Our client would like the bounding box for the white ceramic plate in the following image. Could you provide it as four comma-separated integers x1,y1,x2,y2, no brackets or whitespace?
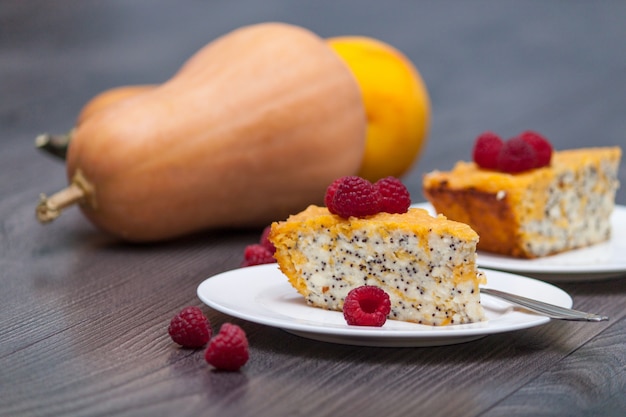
197,264,572,347
412,203,626,281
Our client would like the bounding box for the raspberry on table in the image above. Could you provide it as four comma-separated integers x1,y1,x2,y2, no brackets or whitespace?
328,176,381,218
259,225,276,254
168,306,212,348
472,131,503,170
497,136,538,173
241,244,276,267
519,130,553,168
342,285,391,327
375,176,411,214
205,323,249,371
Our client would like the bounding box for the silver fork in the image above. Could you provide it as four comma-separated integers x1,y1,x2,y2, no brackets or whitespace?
480,288,609,322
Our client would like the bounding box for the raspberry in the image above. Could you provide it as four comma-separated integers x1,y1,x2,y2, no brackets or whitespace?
168,306,212,348
324,177,344,212
241,244,275,267
329,176,381,218
205,323,249,371
497,136,538,173
519,130,553,168
342,286,391,327
375,176,411,214
472,131,503,170
259,225,276,253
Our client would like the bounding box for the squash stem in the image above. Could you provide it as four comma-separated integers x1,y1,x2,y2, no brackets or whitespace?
36,170,93,223
35,132,72,160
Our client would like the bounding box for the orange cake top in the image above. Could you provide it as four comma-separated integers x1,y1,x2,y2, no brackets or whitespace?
423,147,622,194
272,205,479,243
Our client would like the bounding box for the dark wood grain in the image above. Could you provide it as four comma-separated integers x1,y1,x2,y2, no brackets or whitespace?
1,1,625,416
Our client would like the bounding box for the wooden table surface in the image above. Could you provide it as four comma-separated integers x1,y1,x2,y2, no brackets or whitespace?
1,1,625,416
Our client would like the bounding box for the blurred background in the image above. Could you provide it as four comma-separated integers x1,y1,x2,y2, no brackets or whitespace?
2,0,625,203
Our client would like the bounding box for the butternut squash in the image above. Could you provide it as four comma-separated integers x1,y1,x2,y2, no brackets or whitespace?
37,22,366,242
76,85,155,125
36,85,154,159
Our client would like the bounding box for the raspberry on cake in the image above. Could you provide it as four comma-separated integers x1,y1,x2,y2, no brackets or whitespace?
329,176,380,218
269,205,487,326
472,131,503,170
423,144,622,258
519,130,553,167
497,137,538,173
376,176,412,214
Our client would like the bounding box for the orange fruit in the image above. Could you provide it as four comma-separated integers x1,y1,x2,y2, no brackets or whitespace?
328,36,431,182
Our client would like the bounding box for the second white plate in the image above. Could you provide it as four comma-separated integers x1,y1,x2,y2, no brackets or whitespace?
413,203,626,281
197,264,572,347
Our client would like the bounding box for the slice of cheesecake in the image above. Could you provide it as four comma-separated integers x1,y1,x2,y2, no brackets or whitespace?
423,147,622,258
269,205,486,326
